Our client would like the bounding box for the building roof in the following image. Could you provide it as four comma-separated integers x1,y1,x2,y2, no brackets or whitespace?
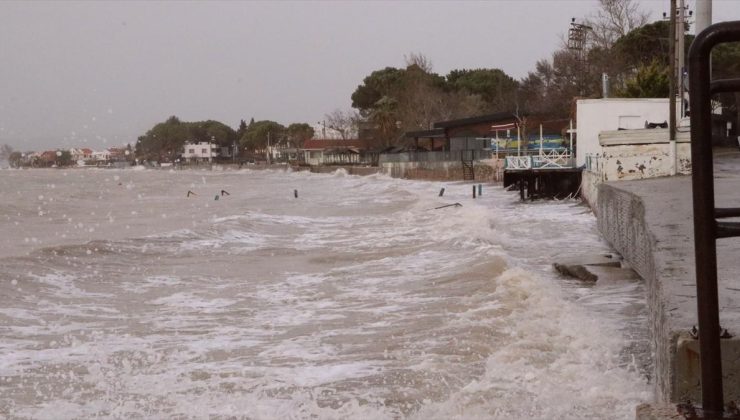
302,139,364,149
433,112,519,129
404,128,446,139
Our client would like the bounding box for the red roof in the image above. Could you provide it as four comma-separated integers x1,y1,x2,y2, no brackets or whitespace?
302,139,364,149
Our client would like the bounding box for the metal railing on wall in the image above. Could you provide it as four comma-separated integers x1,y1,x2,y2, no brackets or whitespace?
688,20,740,415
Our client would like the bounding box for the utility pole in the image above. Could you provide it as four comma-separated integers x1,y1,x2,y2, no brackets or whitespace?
678,0,686,119
266,131,271,165
669,0,677,141
695,0,712,35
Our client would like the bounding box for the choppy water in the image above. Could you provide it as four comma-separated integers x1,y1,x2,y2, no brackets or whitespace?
0,168,651,419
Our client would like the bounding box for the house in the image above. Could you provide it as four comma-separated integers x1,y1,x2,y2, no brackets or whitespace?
92,150,111,163
38,150,58,166
69,148,93,164
108,147,129,162
405,112,569,154
301,139,365,165
575,98,684,168
182,141,219,162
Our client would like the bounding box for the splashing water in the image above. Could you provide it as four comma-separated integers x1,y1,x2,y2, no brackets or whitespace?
0,168,651,419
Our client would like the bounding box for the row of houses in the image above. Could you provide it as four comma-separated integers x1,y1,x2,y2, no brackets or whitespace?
14,146,132,167
180,139,367,165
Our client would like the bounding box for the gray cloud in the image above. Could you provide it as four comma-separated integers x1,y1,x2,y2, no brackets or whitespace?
0,0,735,151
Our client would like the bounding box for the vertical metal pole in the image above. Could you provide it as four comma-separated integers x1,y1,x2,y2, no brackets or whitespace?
669,0,677,142
689,23,724,413
695,0,712,37
678,0,686,119
569,119,574,164
539,124,543,157
267,131,271,165
517,125,521,157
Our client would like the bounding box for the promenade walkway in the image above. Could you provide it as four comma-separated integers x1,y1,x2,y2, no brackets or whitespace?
597,151,740,407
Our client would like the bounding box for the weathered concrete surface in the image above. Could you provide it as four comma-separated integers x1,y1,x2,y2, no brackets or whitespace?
381,159,503,182
635,403,683,420
553,253,624,282
597,153,740,406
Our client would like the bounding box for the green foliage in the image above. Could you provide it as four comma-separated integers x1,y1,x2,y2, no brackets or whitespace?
616,59,669,98
369,96,400,148
350,59,519,147
446,68,519,111
8,151,22,168
613,20,671,69
286,123,315,147
713,42,740,79
350,67,406,113
239,120,286,150
57,150,73,167
236,119,248,139
135,116,236,161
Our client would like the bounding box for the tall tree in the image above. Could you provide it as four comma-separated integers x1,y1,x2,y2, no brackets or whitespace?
351,67,406,115
371,97,401,148
324,109,359,139
8,151,23,168
446,68,519,113
236,119,248,139
135,116,236,161
286,123,315,147
587,0,650,49
239,120,286,150
616,59,670,98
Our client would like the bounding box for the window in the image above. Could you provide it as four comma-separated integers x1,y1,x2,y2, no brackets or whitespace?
189,149,195,154
202,148,207,154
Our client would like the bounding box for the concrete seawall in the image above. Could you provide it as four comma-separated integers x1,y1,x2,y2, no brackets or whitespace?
596,175,740,406
381,159,503,182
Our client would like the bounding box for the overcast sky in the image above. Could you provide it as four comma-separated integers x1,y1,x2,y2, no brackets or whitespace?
1,0,738,151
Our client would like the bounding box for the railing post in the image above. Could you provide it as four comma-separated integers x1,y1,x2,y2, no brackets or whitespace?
687,20,740,414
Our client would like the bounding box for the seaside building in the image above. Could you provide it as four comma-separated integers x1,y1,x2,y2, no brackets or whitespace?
181,141,219,163
302,139,365,166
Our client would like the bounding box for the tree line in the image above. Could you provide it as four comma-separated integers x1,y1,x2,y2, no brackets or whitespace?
134,116,316,161
351,0,740,147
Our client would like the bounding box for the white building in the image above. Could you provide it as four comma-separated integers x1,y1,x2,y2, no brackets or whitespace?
92,150,111,163
577,98,693,209
575,98,684,168
182,142,219,162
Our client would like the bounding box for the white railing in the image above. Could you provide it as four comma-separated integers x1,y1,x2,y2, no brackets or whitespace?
505,156,532,169
532,149,573,169
505,148,575,170
585,153,601,173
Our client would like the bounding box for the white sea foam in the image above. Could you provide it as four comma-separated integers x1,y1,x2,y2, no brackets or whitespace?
0,169,651,418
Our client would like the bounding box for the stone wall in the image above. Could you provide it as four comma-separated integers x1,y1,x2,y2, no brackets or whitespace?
381,159,503,182
597,180,740,406
597,183,673,402
307,166,382,176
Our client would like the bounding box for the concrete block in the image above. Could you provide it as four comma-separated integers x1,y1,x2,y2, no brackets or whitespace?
675,334,740,405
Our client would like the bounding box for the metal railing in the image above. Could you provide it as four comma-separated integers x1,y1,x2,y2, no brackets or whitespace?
688,20,740,415
505,149,574,170
585,154,601,173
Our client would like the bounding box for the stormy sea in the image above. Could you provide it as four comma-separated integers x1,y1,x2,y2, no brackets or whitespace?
0,168,651,419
